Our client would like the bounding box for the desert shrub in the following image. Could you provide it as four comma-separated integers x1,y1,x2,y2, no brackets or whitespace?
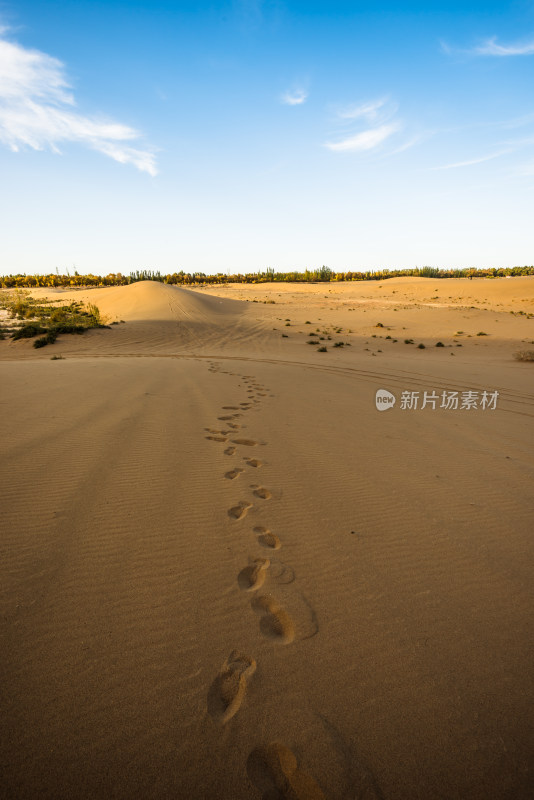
50,355,64,360
33,336,48,348
375,322,384,327
404,339,414,344
281,334,288,338
513,351,534,362
12,323,47,340
436,341,445,347
477,331,488,336
317,346,327,352
333,341,345,347
417,343,426,349
307,340,319,345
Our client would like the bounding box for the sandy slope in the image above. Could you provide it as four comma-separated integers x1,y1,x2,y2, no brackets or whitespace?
0,278,533,799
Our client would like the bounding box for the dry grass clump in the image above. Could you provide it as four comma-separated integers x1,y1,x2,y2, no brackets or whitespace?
513,350,534,362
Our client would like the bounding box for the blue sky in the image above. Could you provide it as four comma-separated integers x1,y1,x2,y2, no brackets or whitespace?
0,0,533,274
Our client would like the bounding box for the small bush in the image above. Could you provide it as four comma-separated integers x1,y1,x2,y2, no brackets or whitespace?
404,339,414,344
305,320,311,324
385,335,392,339
333,341,344,347
50,355,64,360
436,341,445,347
375,322,384,328
33,336,48,348
417,343,426,349
317,346,327,352
281,333,288,338
285,322,290,326
307,340,319,345
476,331,488,336
12,323,47,340
513,351,534,362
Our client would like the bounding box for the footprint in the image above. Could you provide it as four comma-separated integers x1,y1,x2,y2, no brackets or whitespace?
224,446,236,456
253,486,271,500
232,438,258,447
225,468,244,480
218,415,234,421
245,458,263,468
238,558,270,591
207,651,256,724
228,501,253,520
222,406,240,410
206,435,227,442
246,742,325,799
227,422,240,430
254,526,281,550
251,595,295,644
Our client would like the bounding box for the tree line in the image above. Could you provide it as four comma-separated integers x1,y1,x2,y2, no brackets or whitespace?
1,265,533,289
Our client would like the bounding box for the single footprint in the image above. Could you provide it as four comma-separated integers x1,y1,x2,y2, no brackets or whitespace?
247,742,325,799
222,406,240,410
251,595,295,644
238,558,270,591
228,501,253,520
232,438,258,447
253,486,272,500
245,458,263,468
206,435,227,442
227,422,240,430
254,527,281,550
224,446,237,456
207,651,256,724
218,415,234,421
225,468,244,480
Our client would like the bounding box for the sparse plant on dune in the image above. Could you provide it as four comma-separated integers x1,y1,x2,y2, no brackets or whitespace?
1,294,108,348
317,346,327,352
513,350,534,362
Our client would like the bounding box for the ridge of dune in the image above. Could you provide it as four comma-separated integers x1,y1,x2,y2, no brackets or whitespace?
29,280,247,323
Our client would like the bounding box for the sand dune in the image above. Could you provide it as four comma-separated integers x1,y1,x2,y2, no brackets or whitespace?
1,278,533,799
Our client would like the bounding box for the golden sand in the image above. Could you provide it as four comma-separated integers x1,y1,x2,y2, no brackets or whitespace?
1,277,533,798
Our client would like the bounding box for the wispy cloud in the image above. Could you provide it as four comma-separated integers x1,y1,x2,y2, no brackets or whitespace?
0,32,157,174
430,150,510,170
325,122,401,153
325,96,405,154
337,97,389,122
442,34,534,57
281,88,308,106
473,36,534,56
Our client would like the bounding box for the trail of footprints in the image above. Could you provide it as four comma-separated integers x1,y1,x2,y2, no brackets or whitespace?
204,361,325,798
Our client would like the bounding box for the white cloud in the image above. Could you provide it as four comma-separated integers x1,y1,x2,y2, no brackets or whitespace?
337,97,388,121
474,36,534,56
281,88,308,106
430,150,510,170
0,33,157,175
325,122,400,152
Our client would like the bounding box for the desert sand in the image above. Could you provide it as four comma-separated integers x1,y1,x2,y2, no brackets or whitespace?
0,277,533,799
